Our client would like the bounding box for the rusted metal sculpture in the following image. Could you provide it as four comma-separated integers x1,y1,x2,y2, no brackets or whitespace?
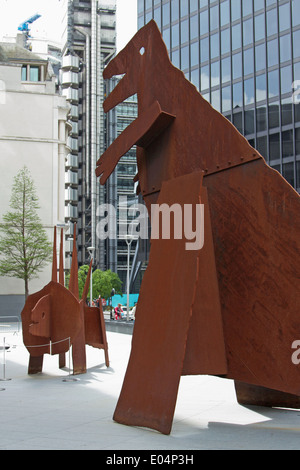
96,20,300,435
21,225,109,375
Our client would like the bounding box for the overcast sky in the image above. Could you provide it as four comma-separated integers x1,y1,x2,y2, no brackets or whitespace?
0,0,137,51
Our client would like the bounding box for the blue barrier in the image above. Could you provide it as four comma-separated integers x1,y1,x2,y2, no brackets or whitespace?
110,294,139,308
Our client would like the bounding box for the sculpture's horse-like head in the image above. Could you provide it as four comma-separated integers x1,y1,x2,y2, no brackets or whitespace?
103,20,166,113
96,21,172,185
29,293,51,339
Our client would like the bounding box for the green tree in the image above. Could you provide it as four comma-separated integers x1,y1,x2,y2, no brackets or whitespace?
66,266,122,301
92,269,123,300
0,166,52,299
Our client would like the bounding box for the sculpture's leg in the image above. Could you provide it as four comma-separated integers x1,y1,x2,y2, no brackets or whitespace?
59,353,66,369
235,381,300,408
28,355,43,374
113,171,203,435
104,348,109,368
72,337,86,375
99,304,110,368
182,187,227,376
72,305,86,375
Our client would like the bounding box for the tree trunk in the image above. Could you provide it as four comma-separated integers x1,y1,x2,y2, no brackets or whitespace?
25,277,29,301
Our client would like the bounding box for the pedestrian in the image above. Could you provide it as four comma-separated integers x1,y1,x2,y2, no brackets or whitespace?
114,303,123,320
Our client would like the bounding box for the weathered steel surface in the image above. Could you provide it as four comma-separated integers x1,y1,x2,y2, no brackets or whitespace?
234,381,300,408
96,20,300,434
21,226,109,375
205,159,300,395
114,171,204,434
181,186,227,377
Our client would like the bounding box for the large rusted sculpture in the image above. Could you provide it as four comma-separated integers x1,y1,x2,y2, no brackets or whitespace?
96,20,300,434
21,225,109,375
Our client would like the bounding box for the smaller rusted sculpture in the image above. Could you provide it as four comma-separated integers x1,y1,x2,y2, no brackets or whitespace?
21,225,109,375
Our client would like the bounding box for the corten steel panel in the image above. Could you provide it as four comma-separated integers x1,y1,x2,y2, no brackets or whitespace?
113,171,206,435
96,20,300,434
204,159,300,396
21,226,109,374
181,187,227,377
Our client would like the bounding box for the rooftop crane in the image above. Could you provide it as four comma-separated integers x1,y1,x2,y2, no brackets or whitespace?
17,13,42,48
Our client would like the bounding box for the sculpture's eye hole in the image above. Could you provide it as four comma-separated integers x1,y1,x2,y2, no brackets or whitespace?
139,47,145,55
42,312,45,319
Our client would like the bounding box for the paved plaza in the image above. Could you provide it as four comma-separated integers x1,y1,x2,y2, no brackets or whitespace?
0,326,299,450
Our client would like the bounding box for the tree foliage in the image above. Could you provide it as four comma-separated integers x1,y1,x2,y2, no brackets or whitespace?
0,166,52,298
66,265,123,301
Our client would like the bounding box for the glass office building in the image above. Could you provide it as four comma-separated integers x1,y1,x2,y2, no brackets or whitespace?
137,0,300,192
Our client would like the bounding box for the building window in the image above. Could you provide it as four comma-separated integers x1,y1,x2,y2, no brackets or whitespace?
244,77,255,105
221,28,230,55
232,23,242,51
256,74,266,102
245,109,255,135
163,2,170,26
254,0,264,12
221,56,231,83
244,48,254,76
233,52,242,80
268,101,280,129
222,85,231,112
21,65,41,82
282,162,294,187
30,66,40,82
257,105,267,132
210,4,219,31
171,0,179,22
257,135,267,160
297,161,300,188
269,133,280,161
190,14,198,40
172,23,179,48
181,0,189,18
181,18,189,44
267,38,278,67
280,34,292,64
243,17,253,46
267,8,278,37
279,2,291,33
191,68,199,89
281,65,293,96
210,32,220,59
233,81,243,108
292,0,300,27
201,64,209,91
296,128,300,155
282,130,294,158
255,43,266,72
255,13,265,42
200,9,208,35
21,65,27,81
221,0,230,27
293,30,300,59
191,41,199,67
200,37,209,63
281,98,293,126
242,0,252,18
268,69,279,99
